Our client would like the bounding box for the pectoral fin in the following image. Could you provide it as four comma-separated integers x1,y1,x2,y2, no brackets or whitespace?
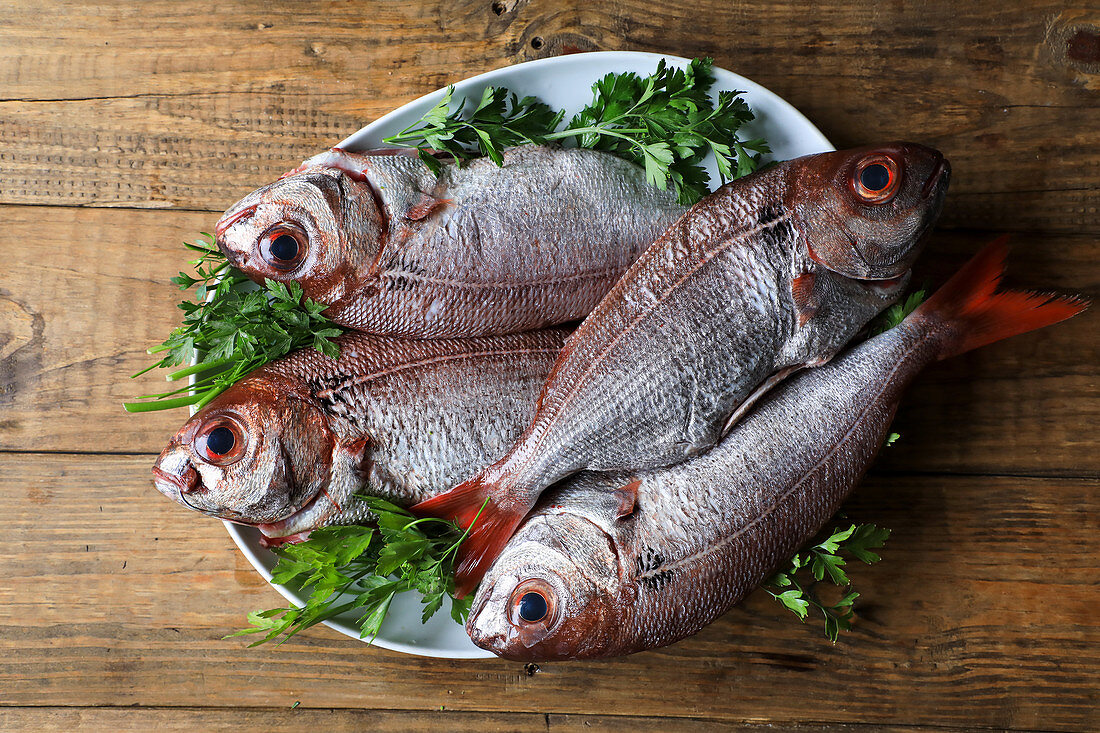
720,366,802,438
613,478,641,519
404,192,451,221
338,437,372,479
791,272,819,327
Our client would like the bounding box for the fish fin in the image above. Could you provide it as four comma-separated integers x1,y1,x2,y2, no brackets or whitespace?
791,272,819,327
613,478,640,519
284,147,418,181
258,531,312,548
720,365,802,438
340,437,370,462
914,236,1088,360
404,193,450,221
411,476,526,599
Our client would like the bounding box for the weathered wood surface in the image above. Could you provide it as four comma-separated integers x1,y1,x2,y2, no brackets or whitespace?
0,709,1038,733
2,454,1097,729
1,0,1097,729
0,2,1097,236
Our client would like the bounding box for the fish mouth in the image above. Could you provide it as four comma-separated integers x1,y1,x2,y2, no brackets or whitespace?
152,464,200,497
255,486,330,538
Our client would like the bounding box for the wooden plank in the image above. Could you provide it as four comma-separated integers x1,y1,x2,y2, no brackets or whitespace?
0,206,213,453
0,708,550,733
1,1,1094,104
1,204,1095,475
0,707,1054,733
1,454,1097,729
0,2,1097,234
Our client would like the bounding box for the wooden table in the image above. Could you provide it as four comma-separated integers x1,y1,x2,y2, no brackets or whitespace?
2,2,1097,730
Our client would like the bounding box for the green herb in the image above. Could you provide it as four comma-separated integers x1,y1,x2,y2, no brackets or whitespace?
229,497,486,646
885,432,901,447
383,57,769,205
763,523,890,642
383,86,563,175
123,234,343,412
557,58,769,204
871,288,927,336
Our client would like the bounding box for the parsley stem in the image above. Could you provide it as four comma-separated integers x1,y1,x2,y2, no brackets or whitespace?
123,394,203,413
166,358,234,382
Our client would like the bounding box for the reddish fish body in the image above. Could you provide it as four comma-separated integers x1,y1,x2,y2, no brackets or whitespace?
467,240,1086,660
150,330,564,538
214,145,687,338
416,143,951,595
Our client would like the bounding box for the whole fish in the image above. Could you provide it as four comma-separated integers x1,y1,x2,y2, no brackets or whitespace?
415,143,952,595
151,329,565,540
466,240,1086,660
214,145,688,338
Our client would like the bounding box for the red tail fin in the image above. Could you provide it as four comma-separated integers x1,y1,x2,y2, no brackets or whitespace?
915,237,1088,360
411,476,526,599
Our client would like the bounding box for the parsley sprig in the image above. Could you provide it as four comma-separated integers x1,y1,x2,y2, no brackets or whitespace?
764,523,891,642
123,234,343,412
384,86,564,174
871,287,928,336
383,58,769,205
230,497,486,646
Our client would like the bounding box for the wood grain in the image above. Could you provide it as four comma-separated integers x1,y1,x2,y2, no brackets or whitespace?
0,2,1096,235
2,0,1098,728
1,204,1095,475
2,454,1097,729
0,708,1060,733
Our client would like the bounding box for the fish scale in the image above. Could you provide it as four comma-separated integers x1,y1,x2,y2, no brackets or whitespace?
215,145,689,338
416,143,951,596
467,240,1086,660
151,329,566,537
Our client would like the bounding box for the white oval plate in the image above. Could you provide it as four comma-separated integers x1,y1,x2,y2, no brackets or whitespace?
224,50,834,659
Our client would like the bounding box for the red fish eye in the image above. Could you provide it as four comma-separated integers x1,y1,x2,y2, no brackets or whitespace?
194,416,246,466
508,579,558,627
259,223,308,270
852,155,900,204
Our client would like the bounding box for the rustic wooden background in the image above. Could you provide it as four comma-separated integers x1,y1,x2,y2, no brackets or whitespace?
1,1,1097,730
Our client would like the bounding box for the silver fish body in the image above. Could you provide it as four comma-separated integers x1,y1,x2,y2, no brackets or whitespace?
416,143,951,595
466,240,1085,660
215,145,688,338
151,330,565,537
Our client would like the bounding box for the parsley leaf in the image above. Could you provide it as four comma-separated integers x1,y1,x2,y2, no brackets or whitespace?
555,58,769,204
384,85,563,173
870,288,927,335
383,57,769,205
124,234,344,412
763,522,891,642
229,497,486,646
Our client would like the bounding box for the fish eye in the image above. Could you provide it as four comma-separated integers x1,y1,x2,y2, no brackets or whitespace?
518,592,548,622
852,154,901,204
259,223,308,270
508,579,558,628
194,416,247,466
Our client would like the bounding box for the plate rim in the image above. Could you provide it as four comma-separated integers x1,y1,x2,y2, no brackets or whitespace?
221,49,835,660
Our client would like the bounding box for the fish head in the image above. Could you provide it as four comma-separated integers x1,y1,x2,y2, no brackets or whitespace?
466,510,626,661
213,166,384,307
789,142,951,280
151,377,337,525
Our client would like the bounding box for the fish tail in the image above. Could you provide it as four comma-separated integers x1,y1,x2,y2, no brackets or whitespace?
914,236,1088,360
411,476,526,599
